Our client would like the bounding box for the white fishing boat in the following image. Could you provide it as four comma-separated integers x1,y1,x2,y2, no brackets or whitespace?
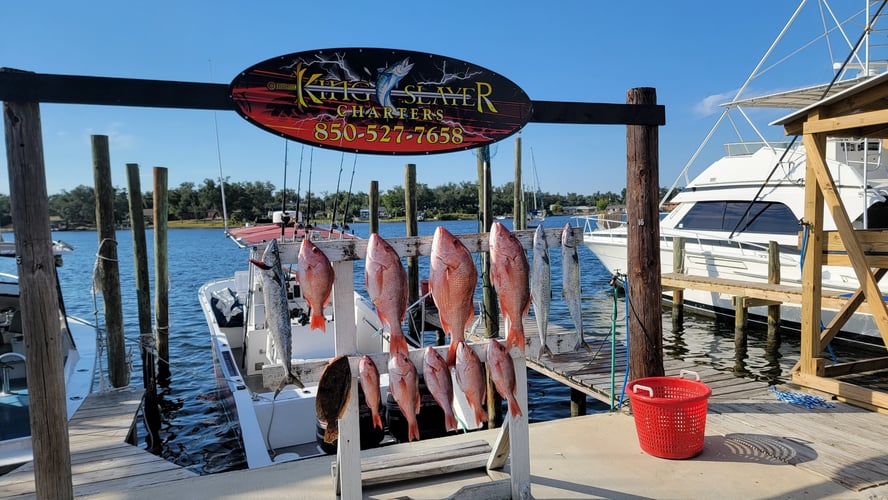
582,1,888,341
200,221,470,469
0,240,97,470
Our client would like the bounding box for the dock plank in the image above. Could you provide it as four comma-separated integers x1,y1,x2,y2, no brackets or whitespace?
0,386,197,497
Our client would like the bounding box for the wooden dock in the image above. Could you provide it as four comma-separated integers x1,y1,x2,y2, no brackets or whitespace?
0,386,197,498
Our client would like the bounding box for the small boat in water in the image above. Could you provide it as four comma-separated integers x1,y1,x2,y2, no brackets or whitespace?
581,1,888,341
0,240,97,470
200,221,474,468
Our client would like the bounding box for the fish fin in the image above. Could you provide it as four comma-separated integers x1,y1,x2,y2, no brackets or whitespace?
323,420,339,444
476,405,489,425
447,342,458,368
372,413,383,430
444,410,458,432
389,331,409,357
538,344,553,361
249,258,271,270
408,418,421,442
508,396,523,417
310,311,327,332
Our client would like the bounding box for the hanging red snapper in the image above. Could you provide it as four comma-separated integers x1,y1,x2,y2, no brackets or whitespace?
358,355,383,430
454,341,487,427
429,226,478,366
489,222,530,353
388,351,421,442
365,233,409,356
487,338,522,417
422,346,457,432
298,238,335,332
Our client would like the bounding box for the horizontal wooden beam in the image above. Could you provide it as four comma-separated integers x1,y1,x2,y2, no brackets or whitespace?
793,372,888,412
822,356,888,377
661,272,865,312
0,69,665,126
803,108,888,135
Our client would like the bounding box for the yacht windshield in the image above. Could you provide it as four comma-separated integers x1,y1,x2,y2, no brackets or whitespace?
677,201,798,234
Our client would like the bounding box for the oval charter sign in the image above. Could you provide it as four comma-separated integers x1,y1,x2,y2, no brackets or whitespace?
229,48,532,155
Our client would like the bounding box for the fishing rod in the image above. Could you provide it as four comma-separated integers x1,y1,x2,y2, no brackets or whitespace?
341,154,357,231
330,152,345,231
281,139,289,238
306,148,313,228
294,144,304,227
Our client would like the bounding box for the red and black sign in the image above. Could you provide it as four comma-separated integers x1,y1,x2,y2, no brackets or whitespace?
229,48,532,155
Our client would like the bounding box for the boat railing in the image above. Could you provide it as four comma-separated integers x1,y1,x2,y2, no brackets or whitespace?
723,141,794,157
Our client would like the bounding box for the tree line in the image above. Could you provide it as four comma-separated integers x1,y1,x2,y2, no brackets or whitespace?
0,179,630,229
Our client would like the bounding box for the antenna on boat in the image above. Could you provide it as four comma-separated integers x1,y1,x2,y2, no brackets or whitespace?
209,59,229,234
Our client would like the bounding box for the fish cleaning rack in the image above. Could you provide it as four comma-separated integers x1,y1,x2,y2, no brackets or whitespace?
303,228,568,499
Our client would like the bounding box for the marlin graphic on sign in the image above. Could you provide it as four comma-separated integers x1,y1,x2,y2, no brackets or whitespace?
375,57,414,116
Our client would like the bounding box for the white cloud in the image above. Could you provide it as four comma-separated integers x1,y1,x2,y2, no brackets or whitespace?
693,90,737,117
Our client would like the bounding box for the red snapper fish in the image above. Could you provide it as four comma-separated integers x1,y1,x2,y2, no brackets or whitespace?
429,226,478,366
388,351,421,442
298,238,335,332
487,338,522,417
422,346,457,432
358,355,383,430
489,222,530,353
365,233,409,356
454,341,487,427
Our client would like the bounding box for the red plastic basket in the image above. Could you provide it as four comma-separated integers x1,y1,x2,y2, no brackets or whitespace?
627,370,711,459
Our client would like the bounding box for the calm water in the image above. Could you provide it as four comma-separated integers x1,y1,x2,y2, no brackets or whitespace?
0,215,808,474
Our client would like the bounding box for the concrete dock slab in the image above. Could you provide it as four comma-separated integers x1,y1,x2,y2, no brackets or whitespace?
81,412,888,500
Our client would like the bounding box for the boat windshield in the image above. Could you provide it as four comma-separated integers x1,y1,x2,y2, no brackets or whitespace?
676,201,799,234
723,141,794,157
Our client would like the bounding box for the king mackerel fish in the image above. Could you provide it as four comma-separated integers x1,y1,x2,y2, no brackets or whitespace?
250,239,304,397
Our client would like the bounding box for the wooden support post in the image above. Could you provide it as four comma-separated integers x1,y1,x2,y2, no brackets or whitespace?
126,163,160,451
4,98,73,499
733,296,749,376
369,180,379,235
92,135,128,388
404,165,420,338
671,236,685,330
513,136,524,230
332,260,361,499
153,167,171,382
801,131,826,376
626,87,664,380
767,241,781,349
570,388,586,417
477,146,501,427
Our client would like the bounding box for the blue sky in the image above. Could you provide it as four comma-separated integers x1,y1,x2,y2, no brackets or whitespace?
1,1,881,198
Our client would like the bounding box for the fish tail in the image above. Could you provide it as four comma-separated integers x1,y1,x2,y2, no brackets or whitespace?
408,417,421,442
476,405,489,425
274,371,304,399
389,331,409,357
444,409,458,432
310,311,327,332
538,343,553,361
372,412,383,431
323,421,339,444
447,342,458,367
507,324,526,353
507,396,523,417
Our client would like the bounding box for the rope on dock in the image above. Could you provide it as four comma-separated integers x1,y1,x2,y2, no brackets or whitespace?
769,386,835,409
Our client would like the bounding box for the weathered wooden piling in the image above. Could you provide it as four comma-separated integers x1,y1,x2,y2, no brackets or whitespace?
4,97,73,499
626,87,664,380
404,165,420,338
513,136,524,230
153,167,170,382
369,180,379,235
476,145,502,427
767,240,781,346
92,135,128,388
125,163,161,450
671,237,685,330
